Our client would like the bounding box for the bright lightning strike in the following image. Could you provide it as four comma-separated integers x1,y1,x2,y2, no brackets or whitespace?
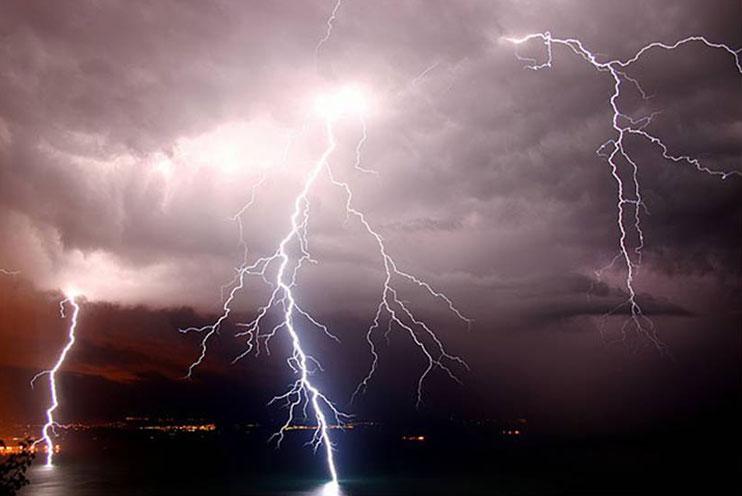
504,32,741,349
181,85,470,485
31,289,81,467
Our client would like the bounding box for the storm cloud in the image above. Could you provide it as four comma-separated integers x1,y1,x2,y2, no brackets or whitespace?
0,0,740,431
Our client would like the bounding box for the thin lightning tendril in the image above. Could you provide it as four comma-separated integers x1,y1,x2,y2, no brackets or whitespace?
352,117,377,175
315,0,344,68
31,293,80,467
505,32,742,349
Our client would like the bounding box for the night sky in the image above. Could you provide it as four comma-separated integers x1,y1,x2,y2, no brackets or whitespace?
0,0,740,442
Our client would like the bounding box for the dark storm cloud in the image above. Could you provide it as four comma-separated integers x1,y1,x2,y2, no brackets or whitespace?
0,0,740,429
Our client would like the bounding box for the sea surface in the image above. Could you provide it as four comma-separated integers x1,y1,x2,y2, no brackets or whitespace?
18,423,738,495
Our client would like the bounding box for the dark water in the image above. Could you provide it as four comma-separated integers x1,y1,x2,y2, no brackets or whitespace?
19,424,740,495
26,466,340,496
20,426,499,496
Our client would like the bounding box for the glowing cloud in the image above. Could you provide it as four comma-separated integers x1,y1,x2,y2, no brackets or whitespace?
314,85,371,122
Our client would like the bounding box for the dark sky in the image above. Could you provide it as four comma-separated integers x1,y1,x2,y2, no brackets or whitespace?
0,1,740,436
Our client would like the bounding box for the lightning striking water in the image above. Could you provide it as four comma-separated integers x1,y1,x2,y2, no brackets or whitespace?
30,292,81,467
180,86,470,484
504,33,741,348
179,7,468,487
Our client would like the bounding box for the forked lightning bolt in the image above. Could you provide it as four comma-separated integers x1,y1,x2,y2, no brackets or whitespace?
180,86,470,486
31,291,81,467
504,33,741,348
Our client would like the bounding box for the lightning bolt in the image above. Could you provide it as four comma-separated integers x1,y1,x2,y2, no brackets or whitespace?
178,4,469,488
504,32,741,349
30,291,81,467
180,86,470,486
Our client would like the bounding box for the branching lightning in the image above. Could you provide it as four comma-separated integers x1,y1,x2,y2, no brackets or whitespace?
504,32,741,349
30,291,81,467
178,4,470,487
180,85,470,485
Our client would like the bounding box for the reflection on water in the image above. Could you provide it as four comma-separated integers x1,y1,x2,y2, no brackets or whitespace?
24,463,348,496
317,481,344,496
24,465,61,496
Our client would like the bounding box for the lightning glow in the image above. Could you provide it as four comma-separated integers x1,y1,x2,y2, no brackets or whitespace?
504,32,741,348
180,84,470,485
31,290,81,467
